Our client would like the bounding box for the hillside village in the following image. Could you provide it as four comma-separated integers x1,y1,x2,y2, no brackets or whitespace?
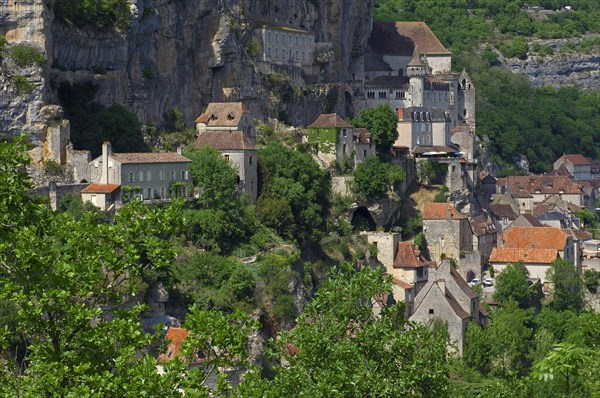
19,21,600,359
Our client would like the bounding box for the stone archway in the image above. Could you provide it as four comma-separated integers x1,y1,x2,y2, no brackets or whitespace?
351,206,376,232
466,270,476,283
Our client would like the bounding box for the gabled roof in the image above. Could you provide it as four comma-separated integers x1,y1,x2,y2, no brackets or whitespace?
108,152,191,164
353,128,372,144
445,288,471,319
450,267,478,300
489,204,518,220
364,52,393,71
195,102,251,127
497,175,582,195
479,170,497,184
393,241,435,268
559,154,592,166
368,22,451,56
195,130,256,151
469,214,497,236
423,203,467,220
307,113,353,129
548,163,573,178
81,183,121,194
392,277,414,290
510,213,544,228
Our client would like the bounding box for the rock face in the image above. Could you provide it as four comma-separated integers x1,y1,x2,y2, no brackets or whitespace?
1,0,373,141
506,37,600,90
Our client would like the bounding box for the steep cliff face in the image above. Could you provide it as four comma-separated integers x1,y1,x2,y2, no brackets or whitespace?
506,37,600,90
1,0,373,141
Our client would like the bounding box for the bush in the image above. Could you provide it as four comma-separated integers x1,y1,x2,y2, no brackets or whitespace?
9,44,46,67
43,159,62,175
245,36,262,56
11,75,33,93
584,269,599,293
54,0,131,30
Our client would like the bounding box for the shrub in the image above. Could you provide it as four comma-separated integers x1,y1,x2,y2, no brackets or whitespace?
9,44,46,67
11,75,33,93
245,36,262,56
142,68,155,79
43,159,62,175
584,269,599,293
54,0,131,30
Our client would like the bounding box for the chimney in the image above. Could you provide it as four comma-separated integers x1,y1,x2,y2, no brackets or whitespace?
100,141,112,184
447,207,452,219
177,146,183,155
397,107,405,121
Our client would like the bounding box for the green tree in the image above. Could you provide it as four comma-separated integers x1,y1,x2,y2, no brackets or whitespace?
352,156,405,199
493,262,540,309
266,265,450,397
351,104,399,150
547,258,584,312
258,142,331,242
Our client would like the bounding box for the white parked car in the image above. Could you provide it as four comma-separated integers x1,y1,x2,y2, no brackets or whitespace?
468,278,480,287
483,278,493,287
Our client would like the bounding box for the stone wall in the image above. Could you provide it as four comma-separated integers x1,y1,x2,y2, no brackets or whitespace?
331,176,353,197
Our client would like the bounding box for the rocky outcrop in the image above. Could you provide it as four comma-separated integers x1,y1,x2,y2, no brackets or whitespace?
1,0,373,142
506,37,600,90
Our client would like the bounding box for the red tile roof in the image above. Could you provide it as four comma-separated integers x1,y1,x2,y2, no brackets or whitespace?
498,175,582,195
81,183,120,194
469,214,497,236
392,277,414,290
489,204,518,220
500,226,569,250
195,102,251,127
490,247,559,264
559,154,592,166
369,22,451,56
423,203,467,220
110,152,191,164
195,130,256,151
307,113,353,129
158,327,189,362
393,241,435,268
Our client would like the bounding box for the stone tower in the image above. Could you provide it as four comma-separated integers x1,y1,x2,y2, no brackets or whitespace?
407,46,426,107
457,70,476,129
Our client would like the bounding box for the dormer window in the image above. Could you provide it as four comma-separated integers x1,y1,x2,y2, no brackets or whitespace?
210,114,217,121
227,113,234,120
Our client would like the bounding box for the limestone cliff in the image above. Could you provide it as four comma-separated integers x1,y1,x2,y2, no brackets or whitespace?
1,0,373,144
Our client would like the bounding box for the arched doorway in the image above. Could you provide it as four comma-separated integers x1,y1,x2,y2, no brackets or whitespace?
466,270,476,283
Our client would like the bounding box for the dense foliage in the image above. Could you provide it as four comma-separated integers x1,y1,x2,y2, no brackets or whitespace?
58,82,147,158
352,156,405,199
54,0,131,30
351,103,399,150
258,142,331,242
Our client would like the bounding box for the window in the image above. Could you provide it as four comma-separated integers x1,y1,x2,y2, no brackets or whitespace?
128,172,134,182
363,150,367,157
296,49,299,60
378,91,387,99
342,129,347,137
147,188,152,199
302,51,305,61
170,171,175,181
224,154,230,161
147,171,151,181
138,171,144,182
182,186,187,197
367,91,375,99
417,268,424,278
343,144,347,154
160,170,165,181
267,47,271,57
181,170,186,180
249,156,253,165
160,187,165,198
429,309,434,314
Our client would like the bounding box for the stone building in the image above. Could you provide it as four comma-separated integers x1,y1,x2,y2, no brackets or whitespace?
194,102,258,202
87,142,192,202
355,22,476,158
306,113,375,168
490,226,574,284
553,154,593,181
409,259,485,356
253,22,317,83
423,202,473,264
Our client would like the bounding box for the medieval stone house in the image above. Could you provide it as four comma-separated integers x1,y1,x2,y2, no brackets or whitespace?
194,102,258,202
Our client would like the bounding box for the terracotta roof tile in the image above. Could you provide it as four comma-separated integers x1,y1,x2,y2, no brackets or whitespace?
158,327,189,362
307,113,353,129
489,247,559,264
469,214,497,236
423,203,467,220
81,183,120,194
195,102,251,127
548,163,573,178
392,277,414,290
500,175,582,195
393,241,435,268
560,154,592,166
369,22,451,56
195,131,256,151
499,226,568,250
489,204,518,220
110,152,191,164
